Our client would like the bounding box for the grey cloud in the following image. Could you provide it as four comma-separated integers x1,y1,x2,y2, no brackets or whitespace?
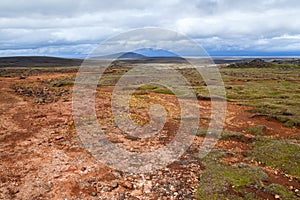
1,0,300,57
0,0,155,17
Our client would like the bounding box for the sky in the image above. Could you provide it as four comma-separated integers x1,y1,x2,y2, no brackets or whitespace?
1,0,300,58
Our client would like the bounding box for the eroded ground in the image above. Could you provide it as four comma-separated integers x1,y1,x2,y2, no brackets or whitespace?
0,65,299,200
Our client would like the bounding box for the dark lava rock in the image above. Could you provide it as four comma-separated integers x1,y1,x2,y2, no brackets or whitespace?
228,59,272,68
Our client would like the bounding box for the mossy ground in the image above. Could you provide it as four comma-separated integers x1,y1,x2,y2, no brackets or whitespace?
263,184,298,200
50,77,74,87
197,148,299,200
246,137,300,180
197,150,268,200
196,127,243,140
220,67,300,127
245,125,266,136
78,64,300,127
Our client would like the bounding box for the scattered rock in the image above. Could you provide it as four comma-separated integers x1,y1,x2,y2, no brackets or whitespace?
228,58,272,68
110,180,119,189
119,181,133,190
124,135,140,141
131,189,143,196
143,181,152,193
196,94,211,101
91,192,97,197
55,136,64,140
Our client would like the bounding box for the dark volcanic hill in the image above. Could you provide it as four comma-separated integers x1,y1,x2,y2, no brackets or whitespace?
118,52,146,59
227,58,272,68
134,48,179,57
272,58,300,65
92,52,146,59
0,56,83,68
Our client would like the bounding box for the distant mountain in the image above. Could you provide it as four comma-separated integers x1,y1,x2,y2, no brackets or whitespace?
92,48,180,59
118,52,146,59
92,52,146,59
3,55,293,68
134,48,179,57
0,56,83,68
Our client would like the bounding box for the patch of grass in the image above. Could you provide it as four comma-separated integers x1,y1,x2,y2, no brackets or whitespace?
197,150,268,200
98,75,122,86
50,78,74,87
221,131,243,140
139,84,158,90
264,184,298,200
220,67,300,126
196,127,243,140
247,137,300,180
245,125,266,136
283,120,296,128
152,87,175,95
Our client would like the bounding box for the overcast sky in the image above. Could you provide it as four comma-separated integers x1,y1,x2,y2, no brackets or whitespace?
1,0,300,57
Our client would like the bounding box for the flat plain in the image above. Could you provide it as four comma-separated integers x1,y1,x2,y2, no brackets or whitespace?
0,58,299,199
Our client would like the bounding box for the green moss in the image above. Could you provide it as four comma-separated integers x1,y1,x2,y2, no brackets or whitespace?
197,150,268,200
247,137,300,180
220,67,300,126
245,125,266,135
264,184,298,200
196,128,243,140
283,120,295,128
152,88,175,95
139,85,158,90
50,78,74,87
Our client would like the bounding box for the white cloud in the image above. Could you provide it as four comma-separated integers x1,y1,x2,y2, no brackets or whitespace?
1,0,300,57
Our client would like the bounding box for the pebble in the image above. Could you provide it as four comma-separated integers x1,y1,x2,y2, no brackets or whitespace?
143,181,152,193
131,189,143,196
55,136,64,140
110,180,118,189
120,181,133,189
113,171,122,179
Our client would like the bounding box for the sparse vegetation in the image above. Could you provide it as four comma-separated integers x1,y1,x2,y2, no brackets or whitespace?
197,150,268,200
13,84,70,104
245,125,266,136
196,127,243,140
263,184,298,200
3,58,300,199
220,67,300,127
139,84,158,90
50,78,74,87
246,137,300,180
152,87,175,95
